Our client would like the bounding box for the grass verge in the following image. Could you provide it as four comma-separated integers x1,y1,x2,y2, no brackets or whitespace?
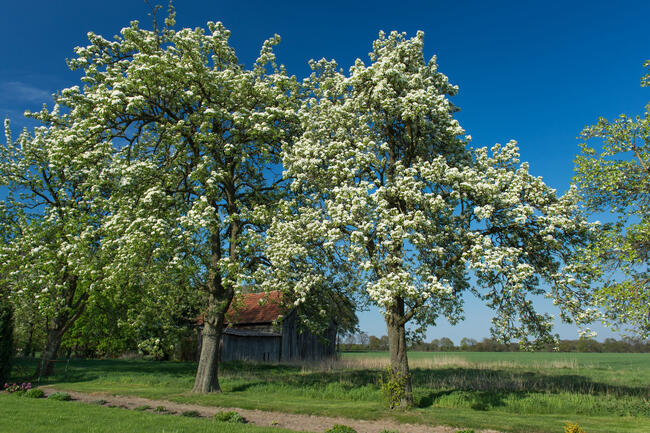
0,393,302,433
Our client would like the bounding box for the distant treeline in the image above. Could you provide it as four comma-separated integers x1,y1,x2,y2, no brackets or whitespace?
338,333,650,353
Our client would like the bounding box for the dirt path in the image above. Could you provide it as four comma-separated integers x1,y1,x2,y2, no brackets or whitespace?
41,387,501,433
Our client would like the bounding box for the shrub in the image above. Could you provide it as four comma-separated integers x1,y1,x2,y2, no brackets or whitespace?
134,405,150,411
214,411,246,423
48,392,71,401
325,425,357,433
154,405,167,412
471,401,488,411
0,298,13,385
23,388,45,398
379,367,411,409
564,423,585,433
4,382,31,394
456,430,475,433
181,410,200,417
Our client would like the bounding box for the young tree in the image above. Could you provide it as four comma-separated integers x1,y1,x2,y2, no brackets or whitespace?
267,31,596,407
1,112,108,376
573,60,650,338
57,11,297,391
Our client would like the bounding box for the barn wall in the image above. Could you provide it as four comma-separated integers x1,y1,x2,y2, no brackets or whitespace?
281,311,298,361
280,310,337,362
221,334,281,362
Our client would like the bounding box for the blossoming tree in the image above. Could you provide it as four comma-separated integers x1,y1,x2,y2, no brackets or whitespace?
1,110,107,376
55,11,297,392
573,61,650,338
266,31,596,406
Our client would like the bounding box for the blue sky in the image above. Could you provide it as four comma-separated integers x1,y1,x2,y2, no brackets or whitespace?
2,1,649,342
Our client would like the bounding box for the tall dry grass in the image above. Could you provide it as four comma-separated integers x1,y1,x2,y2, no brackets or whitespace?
295,354,581,372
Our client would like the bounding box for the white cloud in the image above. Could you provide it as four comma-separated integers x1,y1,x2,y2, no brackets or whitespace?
0,81,51,103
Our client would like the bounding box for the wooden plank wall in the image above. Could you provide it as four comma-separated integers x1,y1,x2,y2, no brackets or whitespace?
221,334,281,362
281,310,337,361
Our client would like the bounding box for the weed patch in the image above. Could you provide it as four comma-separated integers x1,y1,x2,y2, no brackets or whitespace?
565,423,586,433
22,388,44,398
214,410,246,423
325,425,357,433
47,392,71,401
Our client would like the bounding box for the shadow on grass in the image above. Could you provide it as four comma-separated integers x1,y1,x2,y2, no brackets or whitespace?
11,358,199,385
410,367,649,398
414,388,517,410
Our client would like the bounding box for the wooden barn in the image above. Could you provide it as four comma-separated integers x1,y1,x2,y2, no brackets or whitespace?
220,291,338,362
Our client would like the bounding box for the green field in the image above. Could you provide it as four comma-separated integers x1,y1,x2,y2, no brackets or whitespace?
8,351,650,433
0,393,302,433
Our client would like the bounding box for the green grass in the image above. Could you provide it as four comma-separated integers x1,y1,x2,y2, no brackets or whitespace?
9,352,650,433
0,393,303,433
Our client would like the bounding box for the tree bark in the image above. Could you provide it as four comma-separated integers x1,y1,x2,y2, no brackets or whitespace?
192,229,234,393
192,319,224,392
386,295,413,408
37,328,64,377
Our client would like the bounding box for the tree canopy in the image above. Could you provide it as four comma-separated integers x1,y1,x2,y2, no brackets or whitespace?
574,60,650,339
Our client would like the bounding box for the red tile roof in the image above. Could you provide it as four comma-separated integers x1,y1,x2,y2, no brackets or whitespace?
225,291,283,325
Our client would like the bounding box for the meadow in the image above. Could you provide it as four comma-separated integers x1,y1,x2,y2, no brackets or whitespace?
7,351,650,433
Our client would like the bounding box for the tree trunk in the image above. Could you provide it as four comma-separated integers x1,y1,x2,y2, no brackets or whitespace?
37,328,64,377
192,319,223,392
386,295,413,408
192,229,233,393
23,322,34,358
35,273,86,377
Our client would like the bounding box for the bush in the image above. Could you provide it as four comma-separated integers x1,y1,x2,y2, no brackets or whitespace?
564,423,585,433
154,405,167,412
0,300,14,385
181,410,200,417
379,367,411,409
48,392,71,401
325,425,357,433
456,430,475,433
23,388,45,398
214,411,246,423
134,405,150,411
